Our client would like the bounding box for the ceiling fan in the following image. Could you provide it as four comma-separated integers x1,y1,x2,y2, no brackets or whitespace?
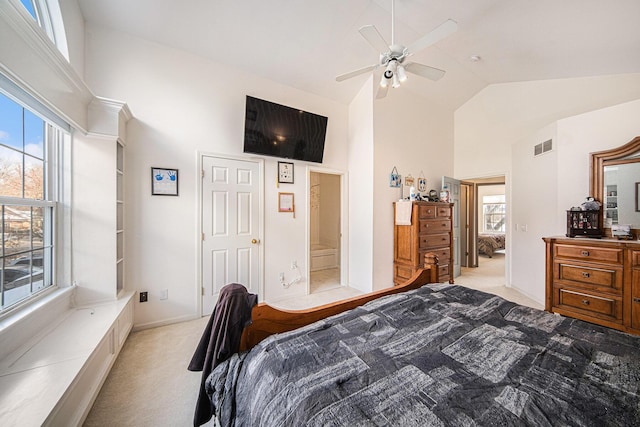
336,0,457,99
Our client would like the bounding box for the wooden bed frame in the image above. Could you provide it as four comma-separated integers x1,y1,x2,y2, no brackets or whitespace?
239,253,440,351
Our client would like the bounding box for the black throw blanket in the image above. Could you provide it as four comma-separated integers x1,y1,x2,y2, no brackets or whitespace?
188,283,257,426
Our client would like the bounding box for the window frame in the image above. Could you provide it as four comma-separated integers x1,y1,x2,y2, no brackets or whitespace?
482,195,506,233
0,91,66,315
20,0,56,44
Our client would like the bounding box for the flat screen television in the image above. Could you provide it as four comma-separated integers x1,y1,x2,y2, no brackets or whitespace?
243,96,328,163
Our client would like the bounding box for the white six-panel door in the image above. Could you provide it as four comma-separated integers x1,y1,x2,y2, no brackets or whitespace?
201,156,261,315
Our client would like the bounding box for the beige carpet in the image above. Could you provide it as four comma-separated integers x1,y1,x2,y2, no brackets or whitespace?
84,253,539,426
83,316,212,427
456,252,543,310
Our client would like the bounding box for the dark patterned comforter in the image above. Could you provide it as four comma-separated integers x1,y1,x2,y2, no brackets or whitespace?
206,284,640,426
478,233,506,257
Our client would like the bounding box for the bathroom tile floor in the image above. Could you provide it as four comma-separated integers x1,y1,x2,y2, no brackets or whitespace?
310,268,341,293
271,268,363,310
271,254,542,311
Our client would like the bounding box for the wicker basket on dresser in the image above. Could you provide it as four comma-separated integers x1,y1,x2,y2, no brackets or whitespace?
544,236,640,335
394,201,454,285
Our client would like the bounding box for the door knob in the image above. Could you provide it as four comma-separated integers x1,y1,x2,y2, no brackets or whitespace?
251,239,260,244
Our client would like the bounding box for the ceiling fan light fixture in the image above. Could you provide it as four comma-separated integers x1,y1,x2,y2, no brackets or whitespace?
384,59,397,77
397,64,407,82
335,0,457,99
392,73,401,88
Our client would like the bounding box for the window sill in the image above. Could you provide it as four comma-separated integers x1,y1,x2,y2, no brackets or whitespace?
0,289,134,425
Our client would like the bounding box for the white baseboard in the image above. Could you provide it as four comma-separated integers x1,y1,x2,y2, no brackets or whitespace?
132,313,202,332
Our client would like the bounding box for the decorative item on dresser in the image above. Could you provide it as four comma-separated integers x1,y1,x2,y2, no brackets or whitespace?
393,201,454,285
566,209,602,238
543,236,640,335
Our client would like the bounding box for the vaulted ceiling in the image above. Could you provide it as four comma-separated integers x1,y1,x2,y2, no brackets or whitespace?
77,0,640,110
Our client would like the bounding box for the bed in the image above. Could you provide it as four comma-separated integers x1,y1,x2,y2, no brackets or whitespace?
478,233,506,257
205,255,640,426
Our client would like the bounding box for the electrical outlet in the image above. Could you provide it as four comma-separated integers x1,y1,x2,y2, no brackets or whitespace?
160,289,168,300
139,291,148,303
291,260,297,270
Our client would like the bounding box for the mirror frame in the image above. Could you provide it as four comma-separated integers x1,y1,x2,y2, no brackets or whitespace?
590,135,640,236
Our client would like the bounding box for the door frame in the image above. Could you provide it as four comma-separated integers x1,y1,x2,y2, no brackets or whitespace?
196,152,264,316
306,166,348,295
458,174,508,280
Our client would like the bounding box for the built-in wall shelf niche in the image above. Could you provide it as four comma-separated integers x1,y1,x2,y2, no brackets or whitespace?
116,139,125,294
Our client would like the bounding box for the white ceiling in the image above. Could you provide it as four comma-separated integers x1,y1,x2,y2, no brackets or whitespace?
77,0,640,110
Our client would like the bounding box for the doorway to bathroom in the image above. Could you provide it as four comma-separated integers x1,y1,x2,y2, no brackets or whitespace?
308,170,343,294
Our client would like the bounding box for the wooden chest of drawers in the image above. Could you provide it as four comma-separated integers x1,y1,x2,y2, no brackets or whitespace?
544,236,640,335
394,201,454,285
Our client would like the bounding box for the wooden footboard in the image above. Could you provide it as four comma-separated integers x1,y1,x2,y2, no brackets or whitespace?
239,253,439,351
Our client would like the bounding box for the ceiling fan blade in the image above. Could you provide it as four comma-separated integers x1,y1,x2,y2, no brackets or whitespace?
404,62,446,81
376,83,389,99
336,64,379,82
358,25,390,54
405,19,457,55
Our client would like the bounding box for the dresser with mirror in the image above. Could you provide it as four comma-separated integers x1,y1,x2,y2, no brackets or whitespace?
544,136,640,335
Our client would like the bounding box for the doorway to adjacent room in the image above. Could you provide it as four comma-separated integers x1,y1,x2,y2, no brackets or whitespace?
457,176,507,284
308,170,343,294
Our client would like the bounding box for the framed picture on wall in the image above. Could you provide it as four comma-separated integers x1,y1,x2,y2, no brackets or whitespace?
278,162,294,184
418,177,427,192
278,192,294,212
151,167,179,196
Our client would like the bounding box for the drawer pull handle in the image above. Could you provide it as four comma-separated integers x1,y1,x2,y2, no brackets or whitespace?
582,272,590,278
634,298,640,304
581,251,589,257
581,299,590,305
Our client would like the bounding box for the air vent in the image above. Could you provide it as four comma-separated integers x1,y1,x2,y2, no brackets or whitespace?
534,139,553,156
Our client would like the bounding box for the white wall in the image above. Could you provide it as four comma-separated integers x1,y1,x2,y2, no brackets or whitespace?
454,74,640,179
0,1,93,132
72,132,118,303
556,99,640,215
347,78,375,293
510,123,558,303
372,90,454,290
456,74,640,306
468,95,640,306
83,25,349,327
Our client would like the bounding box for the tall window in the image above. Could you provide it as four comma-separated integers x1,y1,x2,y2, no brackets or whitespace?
483,195,506,233
20,0,55,44
0,92,62,311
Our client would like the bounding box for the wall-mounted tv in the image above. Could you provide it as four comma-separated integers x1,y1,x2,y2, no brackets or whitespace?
243,96,328,163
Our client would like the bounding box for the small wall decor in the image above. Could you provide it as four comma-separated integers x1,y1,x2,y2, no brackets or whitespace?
278,192,295,218
418,174,427,193
404,174,415,188
151,167,179,196
389,166,401,188
278,161,294,184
